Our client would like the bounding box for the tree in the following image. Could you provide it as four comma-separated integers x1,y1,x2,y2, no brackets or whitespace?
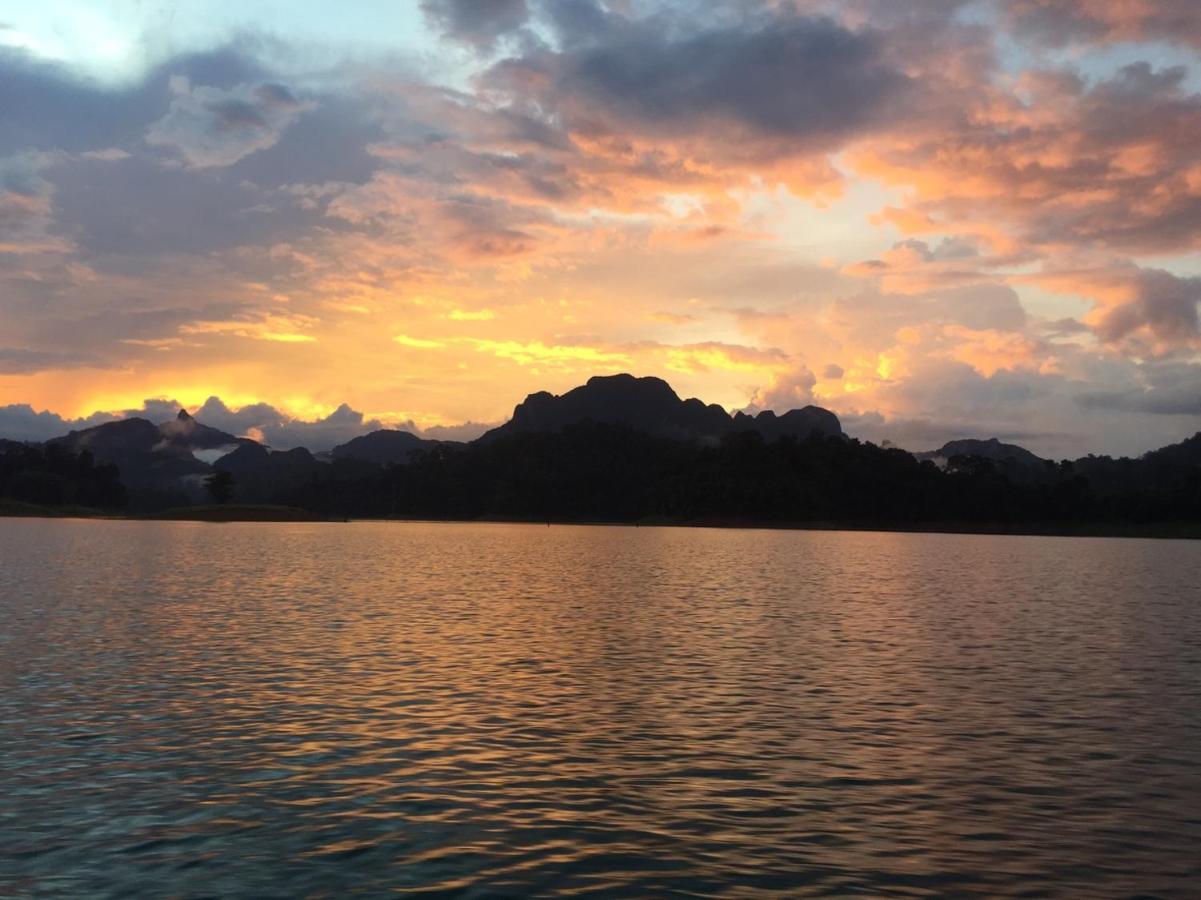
204,470,235,505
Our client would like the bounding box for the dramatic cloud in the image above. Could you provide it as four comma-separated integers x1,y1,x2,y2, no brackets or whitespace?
1,2,1200,458
856,61,1201,258
1036,265,1201,351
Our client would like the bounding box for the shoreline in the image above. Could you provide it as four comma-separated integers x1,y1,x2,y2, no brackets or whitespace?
3,502,1199,539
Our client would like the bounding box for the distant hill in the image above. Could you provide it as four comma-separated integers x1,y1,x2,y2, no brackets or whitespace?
916,438,1046,469
44,417,206,506
213,443,324,504
1141,431,1201,469
330,429,442,465
480,374,843,443
730,407,845,442
45,410,249,507
49,411,246,460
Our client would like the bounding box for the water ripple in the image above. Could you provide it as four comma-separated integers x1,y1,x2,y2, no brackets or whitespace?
2,520,1200,897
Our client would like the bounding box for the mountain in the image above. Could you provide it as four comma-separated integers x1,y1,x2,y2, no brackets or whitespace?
480,374,843,443
1141,431,1201,469
48,410,244,462
916,438,1046,469
330,430,438,465
11,377,1200,527
159,409,246,452
212,443,324,503
730,407,845,442
46,417,210,504
44,410,249,507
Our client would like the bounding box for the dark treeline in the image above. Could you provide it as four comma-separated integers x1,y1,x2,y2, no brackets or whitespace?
245,424,1199,527
5,425,1199,528
0,440,127,510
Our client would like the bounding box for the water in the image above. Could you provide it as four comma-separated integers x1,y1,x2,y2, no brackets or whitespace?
1,519,1199,898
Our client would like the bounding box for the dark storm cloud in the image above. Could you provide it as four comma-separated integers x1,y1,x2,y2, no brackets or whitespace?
487,9,911,153
421,0,529,47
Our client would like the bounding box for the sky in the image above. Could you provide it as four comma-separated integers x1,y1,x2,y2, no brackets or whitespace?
2,0,1201,456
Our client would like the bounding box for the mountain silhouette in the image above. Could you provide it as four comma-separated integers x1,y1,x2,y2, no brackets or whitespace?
480,374,843,443
7,375,1200,529
159,409,247,451
45,417,210,503
916,438,1046,469
330,429,445,465
211,443,323,503
44,410,248,505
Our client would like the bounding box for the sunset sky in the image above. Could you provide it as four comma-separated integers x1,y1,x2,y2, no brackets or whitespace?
2,0,1201,456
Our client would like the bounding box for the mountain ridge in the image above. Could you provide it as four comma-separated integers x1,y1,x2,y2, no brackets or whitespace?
480,374,844,444
6,375,1200,524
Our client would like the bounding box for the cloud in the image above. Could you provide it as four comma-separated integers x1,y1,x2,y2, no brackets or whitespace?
1005,0,1201,47
1076,360,1201,416
0,403,114,442
467,338,631,368
3,5,1201,462
422,420,494,442
746,366,818,412
487,9,912,164
181,311,321,343
0,391,494,450
146,76,310,168
394,334,446,349
1036,265,1201,351
1094,269,1200,346
191,396,385,449
421,0,529,48
0,347,96,374
854,61,1201,256
0,151,69,255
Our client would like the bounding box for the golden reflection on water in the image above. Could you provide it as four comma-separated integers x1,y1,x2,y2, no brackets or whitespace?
2,521,1201,897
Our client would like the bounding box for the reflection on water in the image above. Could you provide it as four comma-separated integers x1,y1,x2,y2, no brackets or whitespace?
2,520,1200,897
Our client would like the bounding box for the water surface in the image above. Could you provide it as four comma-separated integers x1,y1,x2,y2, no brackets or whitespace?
2,520,1200,896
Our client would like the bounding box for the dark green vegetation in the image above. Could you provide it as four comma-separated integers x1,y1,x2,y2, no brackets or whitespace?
229,425,1201,531
2,375,1199,532
0,439,125,511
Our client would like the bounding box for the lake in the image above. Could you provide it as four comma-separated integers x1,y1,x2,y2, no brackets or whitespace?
2,519,1199,897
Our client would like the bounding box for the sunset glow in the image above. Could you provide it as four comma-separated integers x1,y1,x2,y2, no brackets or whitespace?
3,0,1201,455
